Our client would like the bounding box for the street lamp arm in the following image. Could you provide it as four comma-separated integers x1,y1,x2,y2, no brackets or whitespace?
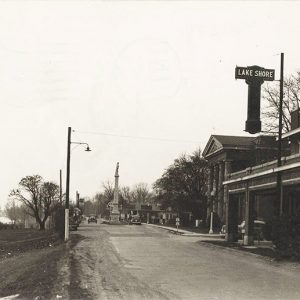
71,142,89,146
71,142,91,151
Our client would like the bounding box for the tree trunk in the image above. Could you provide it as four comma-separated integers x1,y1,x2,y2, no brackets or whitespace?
39,220,46,230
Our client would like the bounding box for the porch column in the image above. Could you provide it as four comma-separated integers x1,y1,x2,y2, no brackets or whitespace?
225,193,239,242
224,160,232,179
218,161,224,220
207,165,213,217
223,160,232,222
244,187,255,245
212,164,219,213
223,160,232,220
223,185,228,225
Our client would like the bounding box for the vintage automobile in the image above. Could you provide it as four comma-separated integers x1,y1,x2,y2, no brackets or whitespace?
69,216,79,231
88,216,98,224
129,215,142,225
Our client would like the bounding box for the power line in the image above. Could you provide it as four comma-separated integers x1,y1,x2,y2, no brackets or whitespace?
74,130,201,144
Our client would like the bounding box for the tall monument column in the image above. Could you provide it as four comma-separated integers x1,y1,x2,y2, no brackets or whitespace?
110,162,121,223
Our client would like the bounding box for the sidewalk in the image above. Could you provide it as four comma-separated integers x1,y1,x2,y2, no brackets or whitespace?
145,223,279,260
145,223,224,239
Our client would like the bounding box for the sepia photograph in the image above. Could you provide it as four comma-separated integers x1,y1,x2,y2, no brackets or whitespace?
0,1,300,299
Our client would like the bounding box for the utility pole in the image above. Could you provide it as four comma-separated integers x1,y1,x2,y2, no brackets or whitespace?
278,53,284,216
59,169,62,204
64,126,91,240
65,126,71,241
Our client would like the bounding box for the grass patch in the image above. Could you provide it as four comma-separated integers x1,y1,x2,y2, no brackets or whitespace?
0,229,49,242
0,229,61,260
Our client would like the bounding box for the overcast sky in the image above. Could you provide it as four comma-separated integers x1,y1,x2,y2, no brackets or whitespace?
1,1,300,208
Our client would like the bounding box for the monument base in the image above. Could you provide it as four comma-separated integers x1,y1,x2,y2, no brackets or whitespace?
109,212,122,225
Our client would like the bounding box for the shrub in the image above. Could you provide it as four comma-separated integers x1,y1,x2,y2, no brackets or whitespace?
0,222,15,230
271,215,300,259
262,221,273,241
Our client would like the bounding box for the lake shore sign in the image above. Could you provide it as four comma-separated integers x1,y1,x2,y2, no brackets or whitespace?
235,65,275,134
235,66,275,81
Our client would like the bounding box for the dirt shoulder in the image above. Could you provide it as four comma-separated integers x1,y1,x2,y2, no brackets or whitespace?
0,229,65,299
0,244,66,299
0,229,92,300
67,225,169,300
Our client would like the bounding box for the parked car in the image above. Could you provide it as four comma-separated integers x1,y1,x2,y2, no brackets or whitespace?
88,216,97,224
129,215,142,225
69,223,78,231
69,217,79,231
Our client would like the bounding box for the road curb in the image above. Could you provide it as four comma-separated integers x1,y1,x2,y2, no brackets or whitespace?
145,223,223,238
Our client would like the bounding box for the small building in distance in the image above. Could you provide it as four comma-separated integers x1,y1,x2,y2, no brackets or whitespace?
120,203,192,226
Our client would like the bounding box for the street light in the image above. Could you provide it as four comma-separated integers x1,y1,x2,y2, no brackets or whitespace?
65,126,91,241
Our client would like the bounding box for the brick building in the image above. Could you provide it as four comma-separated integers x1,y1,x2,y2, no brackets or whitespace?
203,134,285,224
204,109,300,245
223,112,300,245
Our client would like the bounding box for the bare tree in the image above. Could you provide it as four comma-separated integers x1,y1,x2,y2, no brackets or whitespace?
92,193,106,217
5,199,25,224
83,198,96,216
262,72,300,133
119,186,132,205
40,181,60,221
9,175,59,230
131,183,151,209
102,180,114,202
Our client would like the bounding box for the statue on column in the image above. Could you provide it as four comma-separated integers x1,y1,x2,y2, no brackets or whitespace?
110,162,121,224
115,162,119,177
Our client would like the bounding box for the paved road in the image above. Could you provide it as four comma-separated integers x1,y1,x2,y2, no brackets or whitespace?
61,222,300,300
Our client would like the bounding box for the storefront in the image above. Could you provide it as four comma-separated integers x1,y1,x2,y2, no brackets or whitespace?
223,126,300,245
203,134,282,224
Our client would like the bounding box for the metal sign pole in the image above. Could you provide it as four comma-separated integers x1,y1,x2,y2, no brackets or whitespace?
235,65,275,134
278,53,284,216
